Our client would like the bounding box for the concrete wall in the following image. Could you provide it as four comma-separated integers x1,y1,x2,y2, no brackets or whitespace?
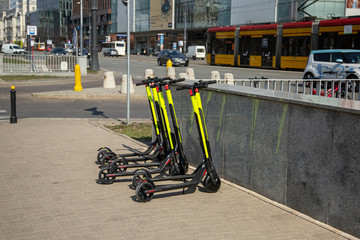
171,81,360,238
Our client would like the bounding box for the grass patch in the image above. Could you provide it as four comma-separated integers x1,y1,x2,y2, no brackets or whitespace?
0,75,66,81
105,122,152,144
87,69,100,74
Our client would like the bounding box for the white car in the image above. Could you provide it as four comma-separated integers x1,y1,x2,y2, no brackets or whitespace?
303,49,360,80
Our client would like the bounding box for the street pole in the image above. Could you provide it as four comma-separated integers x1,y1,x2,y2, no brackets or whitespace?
90,0,100,70
184,3,187,54
80,0,83,56
126,0,130,125
26,0,30,52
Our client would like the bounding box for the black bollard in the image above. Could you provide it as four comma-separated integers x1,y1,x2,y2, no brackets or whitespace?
10,86,17,124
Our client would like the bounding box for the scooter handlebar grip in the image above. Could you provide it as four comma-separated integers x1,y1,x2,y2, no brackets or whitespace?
176,85,188,91
207,80,217,84
172,78,185,83
136,82,146,86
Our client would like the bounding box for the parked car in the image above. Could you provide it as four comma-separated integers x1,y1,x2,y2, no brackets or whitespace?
186,45,206,60
157,50,189,66
303,49,360,90
73,48,89,57
50,47,67,55
2,43,26,54
104,48,119,57
303,49,360,79
46,45,53,52
65,47,73,54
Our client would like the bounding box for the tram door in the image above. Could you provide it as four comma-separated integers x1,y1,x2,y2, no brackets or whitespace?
261,35,275,67
239,36,250,66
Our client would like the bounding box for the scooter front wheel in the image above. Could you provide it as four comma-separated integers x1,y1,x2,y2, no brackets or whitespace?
96,149,109,164
101,152,117,165
112,159,128,173
98,167,116,184
132,169,151,188
136,181,155,202
203,174,221,193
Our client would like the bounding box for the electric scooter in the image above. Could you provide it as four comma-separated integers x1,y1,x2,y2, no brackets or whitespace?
98,78,188,184
131,78,189,186
96,77,165,164
98,77,175,167
101,77,184,172
134,80,221,202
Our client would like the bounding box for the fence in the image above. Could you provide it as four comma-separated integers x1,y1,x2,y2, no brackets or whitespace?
214,78,360,101
0,54,87,75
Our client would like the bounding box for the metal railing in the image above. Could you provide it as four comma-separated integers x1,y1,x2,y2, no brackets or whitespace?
215,78,360,101
2,54,78,73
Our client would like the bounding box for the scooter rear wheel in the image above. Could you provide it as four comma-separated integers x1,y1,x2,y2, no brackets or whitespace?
98,167,116,184
136,181,155,202
204,174,221,193
132,169,151,188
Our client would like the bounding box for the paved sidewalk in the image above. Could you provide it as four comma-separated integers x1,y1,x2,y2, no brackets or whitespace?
0,118,358,240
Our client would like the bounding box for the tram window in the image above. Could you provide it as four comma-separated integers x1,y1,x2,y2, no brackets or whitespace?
215,38,234,54
338,34,360,49
239,36,251,55
319,33,337,49
281,36,310,56
250,38,262,55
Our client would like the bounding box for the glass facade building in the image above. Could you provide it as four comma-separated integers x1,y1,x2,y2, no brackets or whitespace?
175,0,231,29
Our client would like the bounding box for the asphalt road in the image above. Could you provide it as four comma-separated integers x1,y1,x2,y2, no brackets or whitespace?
0,55,304,120
99,55,304,80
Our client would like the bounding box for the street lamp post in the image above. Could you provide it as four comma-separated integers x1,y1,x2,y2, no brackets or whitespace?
121,0,130,124
80,0,83,56
184,3,187,54
26,0,30,52
90,0,100,70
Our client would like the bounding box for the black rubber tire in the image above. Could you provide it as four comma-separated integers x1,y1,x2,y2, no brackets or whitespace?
158,59,162,66
182,155,189,174
136,181,155,202
203,173,221,193
169,162,184,176
303,72,314,87
112,159,128,173
346,75,359,92
132,169,151,188
98,167,116,184
101,152,117,165
96,149,109,163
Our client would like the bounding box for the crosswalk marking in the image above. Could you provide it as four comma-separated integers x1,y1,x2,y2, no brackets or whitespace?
0,110,6,113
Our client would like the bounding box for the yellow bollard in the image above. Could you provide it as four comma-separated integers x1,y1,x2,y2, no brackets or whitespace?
74,64,83,91
166,59,172,69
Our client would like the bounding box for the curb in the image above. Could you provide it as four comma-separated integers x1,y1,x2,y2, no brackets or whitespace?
31,92,148,100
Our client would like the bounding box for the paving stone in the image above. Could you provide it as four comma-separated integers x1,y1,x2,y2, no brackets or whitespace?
0,119,357,240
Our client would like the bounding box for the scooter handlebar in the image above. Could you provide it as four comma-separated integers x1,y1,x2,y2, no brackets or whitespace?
171,78,185,83
206,80,217,85
176,85,190,91
176,80,217,90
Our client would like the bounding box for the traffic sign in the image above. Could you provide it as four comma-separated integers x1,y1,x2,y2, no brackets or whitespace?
27,26,37,35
